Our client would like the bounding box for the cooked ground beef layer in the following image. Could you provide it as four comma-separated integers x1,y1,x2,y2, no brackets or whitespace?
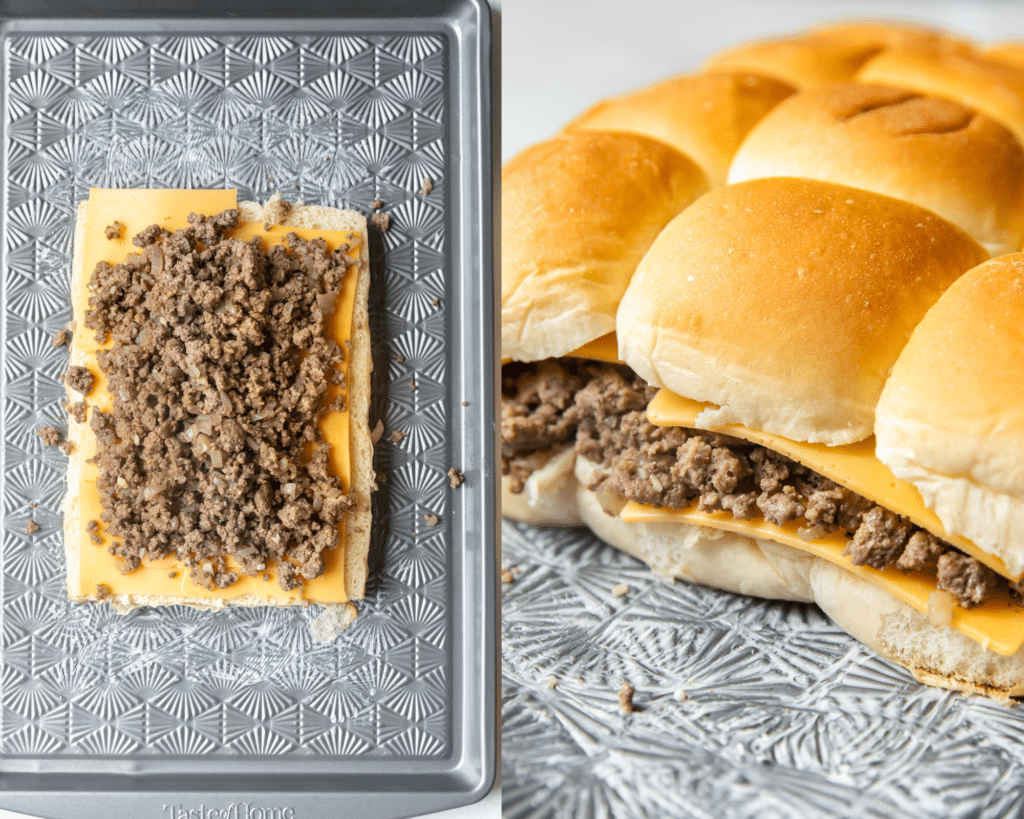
502,359,1011,609
85,210,356,592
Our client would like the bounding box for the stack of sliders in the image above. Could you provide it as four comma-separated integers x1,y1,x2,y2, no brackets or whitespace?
63,189,372,627
502,20,1024,697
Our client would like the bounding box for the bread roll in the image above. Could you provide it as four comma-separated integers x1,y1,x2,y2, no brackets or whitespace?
857,45,1024,147
875,254,1024,576
705,20,965,90
727,83,1024,255
564,71,795,188
502,132,709,363
986,42,1024,71
616,177,987,445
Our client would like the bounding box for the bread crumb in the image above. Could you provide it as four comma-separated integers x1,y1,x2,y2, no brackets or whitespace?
501,569,514,584
370,212,390,232
105,221,124,240
674,689,687,701
431,297,440,307
424,514,439,526
389,430,405,443
395,354,405,363
462,401,468,406
95,583,112,601
447,467,464,488
545,676,557,690
612,583,629,598
619,683,635,714
419,177,433,196
309,602,357,642
29,502,36,508
24,520,39,534
370,199,383,210
410,378,417,391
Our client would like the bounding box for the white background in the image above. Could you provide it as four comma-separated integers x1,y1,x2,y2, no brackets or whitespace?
501,0,1024,161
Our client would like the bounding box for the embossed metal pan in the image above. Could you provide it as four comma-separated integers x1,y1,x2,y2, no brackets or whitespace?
0,2,495,818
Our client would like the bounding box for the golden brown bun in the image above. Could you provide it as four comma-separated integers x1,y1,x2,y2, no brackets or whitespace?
857,45,1024,147
66,194,372,611
501,132,709,363
705,20,966,90
875,254,1024,576
564,71,795,188
986,42,1024,71
728,83,1024,255
617,177,987,445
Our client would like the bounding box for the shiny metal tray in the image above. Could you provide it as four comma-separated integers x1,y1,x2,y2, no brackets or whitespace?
502,520,1024,819
0,3,495,818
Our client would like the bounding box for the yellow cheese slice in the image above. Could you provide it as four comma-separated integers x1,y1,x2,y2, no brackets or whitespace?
646,389,1015,580
568,331,621,363
71,188,361,604
621,500,1024,656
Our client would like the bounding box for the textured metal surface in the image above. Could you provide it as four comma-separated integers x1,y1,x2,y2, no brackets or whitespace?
0,7,494,817
502,520,1024,819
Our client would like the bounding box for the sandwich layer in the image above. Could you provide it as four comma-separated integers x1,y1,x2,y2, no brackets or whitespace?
875,254,1024,576
727,82,1024,255
616,177,987,445
501,132,709,363
65,189,371,609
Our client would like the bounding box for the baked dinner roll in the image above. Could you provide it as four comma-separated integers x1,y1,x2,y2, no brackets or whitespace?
986,42,1024,71
704,20,965,90
564,71,796,188
727,82,1024,255
616,177,987,445
875,254,1024,576
501,132,709,363
857,45,1024,147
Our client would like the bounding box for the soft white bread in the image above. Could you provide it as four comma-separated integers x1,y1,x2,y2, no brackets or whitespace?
616,177,987,445
727,83,1024,255
875,254,1024,577
704,21,966,90
576,459,1024,698
65,193,371,613
857,44,1024,148
564,71,795,188
501,132,709,363
502,446,582,527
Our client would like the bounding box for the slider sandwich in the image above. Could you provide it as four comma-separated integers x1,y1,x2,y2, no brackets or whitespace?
501,132,708,525
576,176,1024,697
63,189,372,618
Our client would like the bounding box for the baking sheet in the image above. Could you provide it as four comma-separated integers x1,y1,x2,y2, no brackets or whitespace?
500,1,1024,816
0,3,495,818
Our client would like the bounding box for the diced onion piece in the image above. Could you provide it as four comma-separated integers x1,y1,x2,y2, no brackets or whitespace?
210,448,224,469
370,420,384,444
237,546,258,557
928,590,956,628
797,525,828,542
202,562,213,574
151,245,164,278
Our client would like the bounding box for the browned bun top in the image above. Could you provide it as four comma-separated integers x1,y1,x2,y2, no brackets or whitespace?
564,71,795,188
986,42,1024,71
704,20,967,89
501,132,709,363
728,82,1024,255
616,177,987,445
875,255,1024,572
857,44,1024,147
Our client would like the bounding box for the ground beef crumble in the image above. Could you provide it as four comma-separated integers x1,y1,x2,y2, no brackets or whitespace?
65,365,94,396
502,358,1012,610
84,209,357,592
